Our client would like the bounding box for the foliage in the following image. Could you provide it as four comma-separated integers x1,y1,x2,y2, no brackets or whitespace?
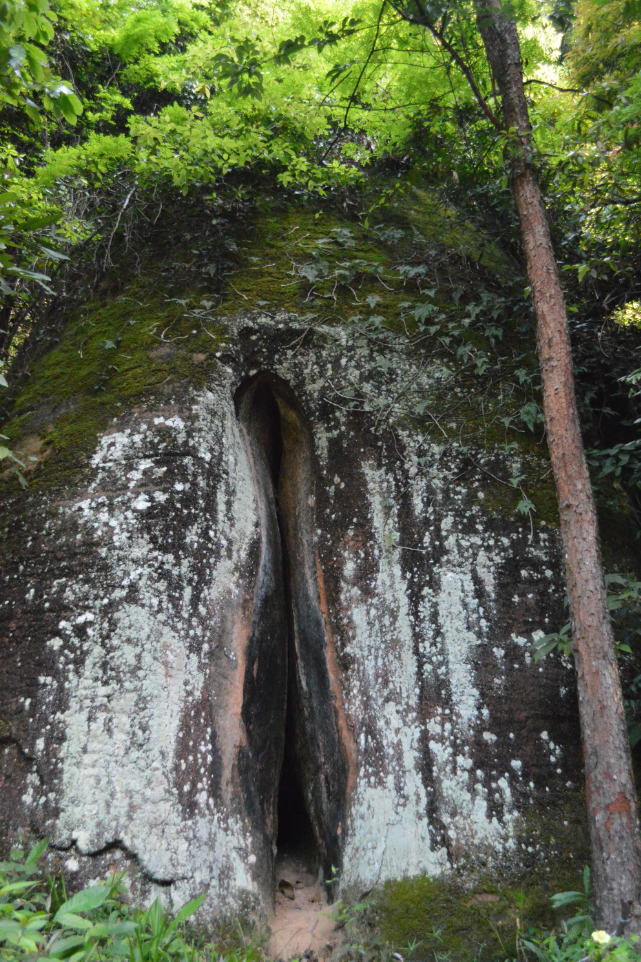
0,0,81,295
0,0,81,482
522,870,640,962
0,0,640,558
0,837,246,961
532,572,641,745
0,0,82,123
532,572,641,661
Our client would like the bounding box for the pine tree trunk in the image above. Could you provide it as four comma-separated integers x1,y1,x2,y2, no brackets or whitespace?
475,0,641,930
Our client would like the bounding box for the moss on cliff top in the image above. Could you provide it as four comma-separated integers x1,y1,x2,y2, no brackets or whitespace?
1,265,230,491
1,182,537,498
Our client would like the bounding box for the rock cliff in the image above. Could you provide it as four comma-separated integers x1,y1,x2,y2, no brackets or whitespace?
0,189,585,919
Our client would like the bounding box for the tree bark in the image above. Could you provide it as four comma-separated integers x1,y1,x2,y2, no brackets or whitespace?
475,0,641,930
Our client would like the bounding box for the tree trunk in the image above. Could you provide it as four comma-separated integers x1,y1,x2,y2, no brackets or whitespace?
475,0,641,930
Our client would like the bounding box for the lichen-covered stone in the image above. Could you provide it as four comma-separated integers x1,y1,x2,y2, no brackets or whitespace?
0,193,585,922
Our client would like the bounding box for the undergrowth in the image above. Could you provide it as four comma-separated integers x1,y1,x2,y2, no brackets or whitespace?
0,839,264,962
334,868,640,962
3,840,641,962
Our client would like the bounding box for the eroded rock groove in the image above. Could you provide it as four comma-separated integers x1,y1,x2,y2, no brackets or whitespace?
236,373,350,891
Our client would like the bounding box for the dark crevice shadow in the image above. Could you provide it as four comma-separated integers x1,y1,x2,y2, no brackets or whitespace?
276,701,319,872
235,372,350,896
236,378,288,847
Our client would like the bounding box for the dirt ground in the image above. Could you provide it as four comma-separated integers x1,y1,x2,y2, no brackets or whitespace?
268,853,341,960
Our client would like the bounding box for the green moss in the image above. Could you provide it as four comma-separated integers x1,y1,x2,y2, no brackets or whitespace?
362,783,591,962
403,188,515,281
0,183,537,498
474,471,559,529
208,185,516,327
1,270,229,493
375,875,555,962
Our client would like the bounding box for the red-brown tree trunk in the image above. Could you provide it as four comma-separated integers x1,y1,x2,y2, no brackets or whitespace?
476,0,641,930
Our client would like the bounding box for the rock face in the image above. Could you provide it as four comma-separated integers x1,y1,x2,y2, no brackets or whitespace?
0,198,584,920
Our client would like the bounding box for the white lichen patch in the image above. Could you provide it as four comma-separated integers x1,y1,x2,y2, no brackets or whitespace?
44,386,261,913
341,463,449,886
8,310,573,913
338,439,538,884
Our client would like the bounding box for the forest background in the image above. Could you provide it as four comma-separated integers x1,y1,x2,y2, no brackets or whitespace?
3,0,641,955
2,0,641,495
4,0,641,744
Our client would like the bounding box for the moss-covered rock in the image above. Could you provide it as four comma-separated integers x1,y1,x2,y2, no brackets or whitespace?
374,871,574,962
0,186,586,925
2,184,541,497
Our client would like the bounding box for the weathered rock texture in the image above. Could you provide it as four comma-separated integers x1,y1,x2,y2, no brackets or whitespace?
0,195,585,920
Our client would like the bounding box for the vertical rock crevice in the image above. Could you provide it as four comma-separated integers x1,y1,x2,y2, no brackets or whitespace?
236,373,351,890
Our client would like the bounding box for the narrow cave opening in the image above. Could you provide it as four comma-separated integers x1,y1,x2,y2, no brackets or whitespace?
237,376,321,871
236,371,350,896
249,377,283,490
276,695,319,867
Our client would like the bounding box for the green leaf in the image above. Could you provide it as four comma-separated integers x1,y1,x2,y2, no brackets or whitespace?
25,837,49,867
550,890,587,908
38,245,69,260
519,401,543,432
0,880,37,896
24,101,41,123
25,48,44,82
577,263,590,283
58,95,78,124
520,939,550,962
66,92,82,115
7,267,51,281
53,885,108,921
146,897,165,938
104,920,138,936
413,302,438,323
25,914,49,931
47,935,86,957
583,865,590,895
605,573,629,585
55,912,93,931
531,638,560,661
174,893,205,924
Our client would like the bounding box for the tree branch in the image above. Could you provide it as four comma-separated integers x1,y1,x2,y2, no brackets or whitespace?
523,78,581,93
523,77,614,107
103,185,136,270
592,196,641,207
392,0,502,129
343,0,388,128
